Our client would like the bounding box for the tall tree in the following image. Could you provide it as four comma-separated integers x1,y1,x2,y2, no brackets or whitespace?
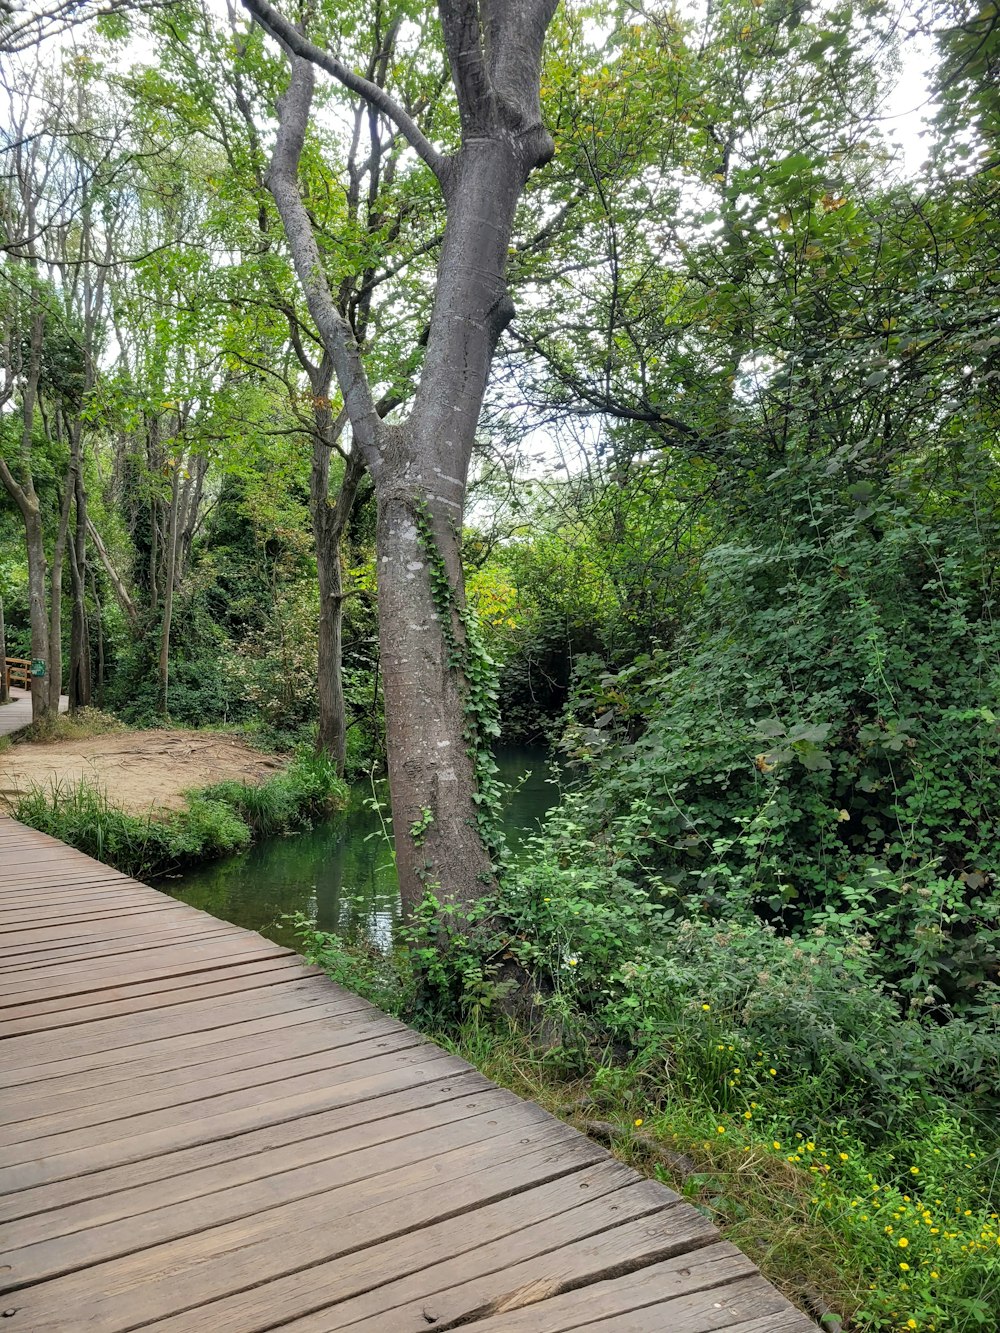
245,0,559,912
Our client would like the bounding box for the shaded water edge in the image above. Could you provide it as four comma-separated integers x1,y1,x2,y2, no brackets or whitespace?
162,746,558,950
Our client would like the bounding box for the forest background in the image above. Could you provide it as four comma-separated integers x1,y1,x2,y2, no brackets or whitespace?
2,0,1000,1328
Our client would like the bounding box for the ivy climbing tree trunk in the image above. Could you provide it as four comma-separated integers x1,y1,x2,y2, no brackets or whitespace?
246,0,558,913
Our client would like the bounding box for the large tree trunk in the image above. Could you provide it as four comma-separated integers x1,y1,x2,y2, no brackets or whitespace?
254,0,557,915
375,486,497,910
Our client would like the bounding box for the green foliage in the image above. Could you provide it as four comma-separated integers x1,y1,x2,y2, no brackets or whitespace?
291,916,416,1017
553,467,1000,1015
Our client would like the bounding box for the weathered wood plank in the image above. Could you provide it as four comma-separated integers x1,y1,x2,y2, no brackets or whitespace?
142,1174,690,1333
7,1134,606,1330
0,1071,492,1227
0,955,318,1036
2,1096,569,1287
1,1022,424,1144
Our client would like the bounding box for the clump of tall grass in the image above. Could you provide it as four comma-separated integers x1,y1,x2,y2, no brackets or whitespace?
9,749,347,879
20,707,125,744
198,750,343,837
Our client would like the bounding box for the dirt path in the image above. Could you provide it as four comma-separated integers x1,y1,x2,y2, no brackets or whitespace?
0,727,285,813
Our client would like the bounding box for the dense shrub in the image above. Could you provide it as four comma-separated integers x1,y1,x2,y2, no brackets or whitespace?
553,472,1000,1013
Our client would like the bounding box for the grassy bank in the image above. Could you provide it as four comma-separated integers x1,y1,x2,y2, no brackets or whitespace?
294,904,1000,1333
10,748,348,879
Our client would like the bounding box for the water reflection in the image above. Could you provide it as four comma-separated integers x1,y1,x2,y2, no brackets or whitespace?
163,746,557,950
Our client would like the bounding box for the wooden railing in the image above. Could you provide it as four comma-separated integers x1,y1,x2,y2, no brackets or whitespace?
3,658,30,691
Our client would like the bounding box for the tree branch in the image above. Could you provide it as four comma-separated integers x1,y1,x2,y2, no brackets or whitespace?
265,52,385,470
241,0,448,183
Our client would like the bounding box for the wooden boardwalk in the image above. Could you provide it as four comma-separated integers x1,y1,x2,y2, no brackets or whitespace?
0,816,815,1332
0,688,69,741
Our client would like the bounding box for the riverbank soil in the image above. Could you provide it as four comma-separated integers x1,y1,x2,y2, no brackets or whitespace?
0,728,283,812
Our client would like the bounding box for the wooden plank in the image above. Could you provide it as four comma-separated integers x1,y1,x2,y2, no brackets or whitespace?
0,1070,492,1227
0,995,377,1099
0,938,293,1004
2,1093,564,1287
0,923,249,975
0,955,317,1037
0,872,143,894
386,1266,793,1333
306,1225,733,1333
1,1020,423,1144
0,927,253,979
1,987,375,1087
6,1130,606,1330
208,1182,709,1333
0,1045,471,1188
0,904,200,947
0,901,188,933
0,974,358,1070
1,1006,397,1127
0,913,240,962
0,958,318,1038
0,881,157,904
141,1170,680,1333
3,1080,511,1247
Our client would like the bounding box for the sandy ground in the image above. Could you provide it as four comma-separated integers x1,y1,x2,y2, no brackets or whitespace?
0,727,284,814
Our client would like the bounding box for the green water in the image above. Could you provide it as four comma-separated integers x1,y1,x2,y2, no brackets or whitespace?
163,747,557,950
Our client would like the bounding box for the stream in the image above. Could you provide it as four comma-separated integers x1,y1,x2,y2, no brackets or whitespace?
162,746,557,950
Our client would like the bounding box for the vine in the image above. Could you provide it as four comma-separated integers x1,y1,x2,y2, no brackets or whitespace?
414,502,508,868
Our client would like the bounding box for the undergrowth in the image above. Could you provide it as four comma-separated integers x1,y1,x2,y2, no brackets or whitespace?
294,886,1000,1333
16,707,125,744
9,749,347,879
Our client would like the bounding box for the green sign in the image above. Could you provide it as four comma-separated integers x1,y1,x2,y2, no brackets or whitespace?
30,659,46,678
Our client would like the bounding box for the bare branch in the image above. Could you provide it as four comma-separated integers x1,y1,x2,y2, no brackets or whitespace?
266,52,385,469
241,0,447,183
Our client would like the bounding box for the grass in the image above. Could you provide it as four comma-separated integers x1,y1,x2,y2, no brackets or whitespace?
18,707,125,744
8,749,348,879
434,1025,1000,1333
291,922,1000,1333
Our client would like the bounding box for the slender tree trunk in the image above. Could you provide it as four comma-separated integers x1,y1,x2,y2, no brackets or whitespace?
23,506,51,718
91,568,105,708
313,444,365,773
0,308,52,722
0,595,7,705
68,462,91,711
158,463,181,717
45,471,74,721
86,518,138,628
